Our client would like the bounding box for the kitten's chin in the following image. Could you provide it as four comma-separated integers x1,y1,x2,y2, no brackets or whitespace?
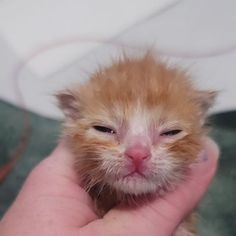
110,173,158,195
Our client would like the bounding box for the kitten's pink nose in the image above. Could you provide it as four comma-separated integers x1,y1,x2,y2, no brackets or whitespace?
125,144,151,166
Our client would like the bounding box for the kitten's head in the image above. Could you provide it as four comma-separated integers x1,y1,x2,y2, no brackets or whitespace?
57,54,216,196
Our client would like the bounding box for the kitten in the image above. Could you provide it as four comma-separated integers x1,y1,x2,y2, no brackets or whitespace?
56,53,216,235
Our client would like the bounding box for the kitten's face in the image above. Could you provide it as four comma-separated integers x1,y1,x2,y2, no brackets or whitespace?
57,55,215,196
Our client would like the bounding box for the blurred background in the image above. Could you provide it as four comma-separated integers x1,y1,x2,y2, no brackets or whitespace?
0,0,235,235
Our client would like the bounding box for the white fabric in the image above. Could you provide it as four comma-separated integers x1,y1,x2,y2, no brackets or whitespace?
0,0,235,118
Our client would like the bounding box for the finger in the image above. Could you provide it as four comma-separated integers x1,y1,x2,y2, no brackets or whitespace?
22,141,94,207
0,142,98,236
80,137,219,236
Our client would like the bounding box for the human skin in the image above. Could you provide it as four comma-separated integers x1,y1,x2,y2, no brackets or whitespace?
0,138,219,236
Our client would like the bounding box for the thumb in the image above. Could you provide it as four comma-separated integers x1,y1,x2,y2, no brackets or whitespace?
80,137,219,236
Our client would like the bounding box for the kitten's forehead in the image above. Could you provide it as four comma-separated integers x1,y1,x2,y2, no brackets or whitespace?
121,103,182,135
77,54,205,131
128,104,149,135
84,97,185,130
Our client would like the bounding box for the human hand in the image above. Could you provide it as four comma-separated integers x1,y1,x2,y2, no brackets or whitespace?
0,138,219,236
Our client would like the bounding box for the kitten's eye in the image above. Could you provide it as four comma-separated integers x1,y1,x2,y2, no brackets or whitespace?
160,129,182,136
93,125,116,134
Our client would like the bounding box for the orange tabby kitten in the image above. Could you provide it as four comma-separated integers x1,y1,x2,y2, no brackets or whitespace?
56,53,216,236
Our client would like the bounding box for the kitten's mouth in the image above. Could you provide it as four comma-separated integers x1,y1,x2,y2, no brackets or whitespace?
111,171,157,195
123,171,147,179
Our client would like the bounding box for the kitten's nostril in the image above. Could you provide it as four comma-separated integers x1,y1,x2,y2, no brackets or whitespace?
126,153,150,161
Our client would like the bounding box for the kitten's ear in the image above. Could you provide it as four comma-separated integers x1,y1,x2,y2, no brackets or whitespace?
194,90,217,116
55,90,79,119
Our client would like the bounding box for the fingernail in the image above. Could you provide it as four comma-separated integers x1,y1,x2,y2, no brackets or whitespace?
196,150,208,163
189,150,210,174
189,137,219,176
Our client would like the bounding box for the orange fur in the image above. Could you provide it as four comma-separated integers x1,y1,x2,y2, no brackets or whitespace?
56,53,216,235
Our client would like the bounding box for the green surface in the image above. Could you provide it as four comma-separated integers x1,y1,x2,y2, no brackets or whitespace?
0,100,235,235
199,112,236,236
0,100,60,215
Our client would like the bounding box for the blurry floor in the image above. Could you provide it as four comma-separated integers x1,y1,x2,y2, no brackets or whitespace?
0,100,235,235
